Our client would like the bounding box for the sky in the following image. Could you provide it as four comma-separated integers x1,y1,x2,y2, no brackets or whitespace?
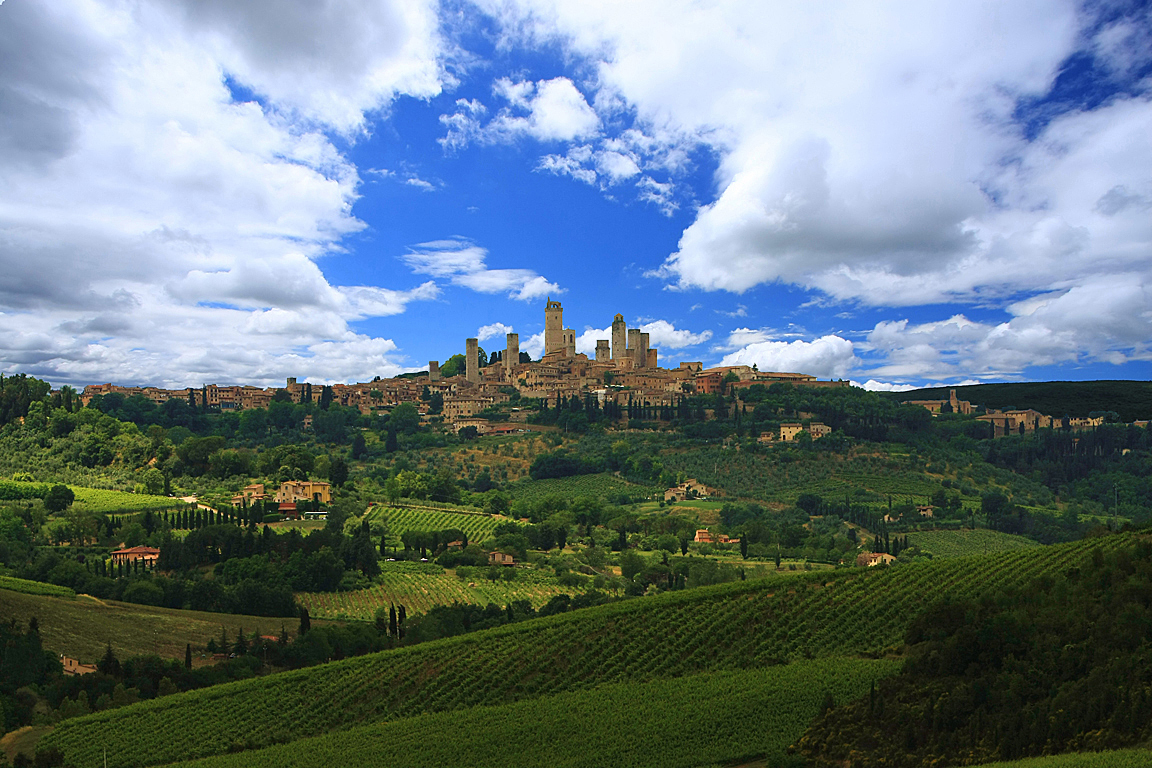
0,0,1150,392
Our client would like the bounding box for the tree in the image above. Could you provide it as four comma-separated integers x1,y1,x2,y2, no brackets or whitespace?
319,385,333,410
329,456,349,487
351,432,367,459
98,643,120,677
299,606,311,635
389,403,420,435
389,604,397,638
384,428,398,453
44,484,75,513
185,643,192,670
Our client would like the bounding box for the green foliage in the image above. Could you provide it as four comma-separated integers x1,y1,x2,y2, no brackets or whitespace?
799,540,1152,766
40,534,1132,768
510,473,646,504
166,658,900,768
892,380,1152,424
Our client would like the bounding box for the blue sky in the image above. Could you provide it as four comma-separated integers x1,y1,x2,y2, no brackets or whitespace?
0,0,1149,391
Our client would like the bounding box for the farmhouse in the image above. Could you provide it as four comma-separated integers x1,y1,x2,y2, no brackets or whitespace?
61,655,97,676
110,546,160,566
231,483,267,507
693,529,740,545
664,478,717,502
274,480,332,505
856,552,896,567
488,551,516,566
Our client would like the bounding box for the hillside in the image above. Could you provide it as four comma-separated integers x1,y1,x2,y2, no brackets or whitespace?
888,381,1152,423
40,534,1129,768
170,659,900,768
0,589,340,665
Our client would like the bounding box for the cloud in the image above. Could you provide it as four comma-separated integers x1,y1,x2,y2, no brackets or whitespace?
477,322,515,342
401,238,562,300
489,77,601,142
573,319,711,356
0,0,446,386
719,335,857,379
854,380,920,392
861,276,1152,380
480,0,1152,367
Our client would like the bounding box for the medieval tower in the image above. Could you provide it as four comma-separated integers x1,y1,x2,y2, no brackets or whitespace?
611,313,627,360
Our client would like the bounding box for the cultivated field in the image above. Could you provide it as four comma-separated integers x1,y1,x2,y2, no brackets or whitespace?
908,528,1041,558
364,505,503,543
41,534,1131,768
508,472,650,503
298,566,587,619
970,750,1152,767
0,589,339,665
171,658,900,768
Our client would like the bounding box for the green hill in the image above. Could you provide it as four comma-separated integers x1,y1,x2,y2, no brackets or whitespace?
40,534,1128,768
0,588,341,666
888,381,1152,423
173,658,899,768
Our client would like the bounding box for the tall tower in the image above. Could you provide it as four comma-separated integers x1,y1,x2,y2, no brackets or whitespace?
505,333,519,372
595,340,610,362
638,332,650,370
611,314,627,360
429,361,440,382
627,328,641,367
563,329,576,358
544,299,564,356
465,338,479,384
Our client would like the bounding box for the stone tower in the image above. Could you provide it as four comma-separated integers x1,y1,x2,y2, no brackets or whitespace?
429,361,440,382
465,338,479,384
505,332,519,372
639,332,650,370
611,314,627,360
627,328,641,367
595,339,610,362
563,329,575,357
544,299,564,356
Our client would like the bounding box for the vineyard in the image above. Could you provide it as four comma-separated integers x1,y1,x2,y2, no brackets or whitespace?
0,575,74,597
171,658,900,768
508,472,649,503
908,529,1040,558
71,486,188,514
298,566,588,619
364,506,502,543
41,533,1133,768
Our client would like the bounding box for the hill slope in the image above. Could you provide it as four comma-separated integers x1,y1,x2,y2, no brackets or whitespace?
40,534,1129,768
173,659,900,768
888,381,1152,423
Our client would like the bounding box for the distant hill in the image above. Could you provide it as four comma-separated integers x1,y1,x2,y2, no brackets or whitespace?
885,380,1152,422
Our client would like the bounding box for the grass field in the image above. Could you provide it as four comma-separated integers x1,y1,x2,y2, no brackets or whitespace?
40,533,1132,768
0,589,340,666
71,486,188,514
508,472,650,503
971,749,1152,767
363,505,503,543
0,574,76,597
298,566,587,619
0,726,52,766
908,529,1041,558
171,658,900,768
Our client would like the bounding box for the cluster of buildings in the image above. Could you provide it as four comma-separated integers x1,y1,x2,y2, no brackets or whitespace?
903,389,1148,437
79,299,846,433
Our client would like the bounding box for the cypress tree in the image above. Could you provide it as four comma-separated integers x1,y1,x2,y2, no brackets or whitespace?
298,606,311,635
388,604,397,638
185,643,192,670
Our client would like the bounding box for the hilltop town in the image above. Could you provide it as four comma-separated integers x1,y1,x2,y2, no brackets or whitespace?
81,299,848,435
